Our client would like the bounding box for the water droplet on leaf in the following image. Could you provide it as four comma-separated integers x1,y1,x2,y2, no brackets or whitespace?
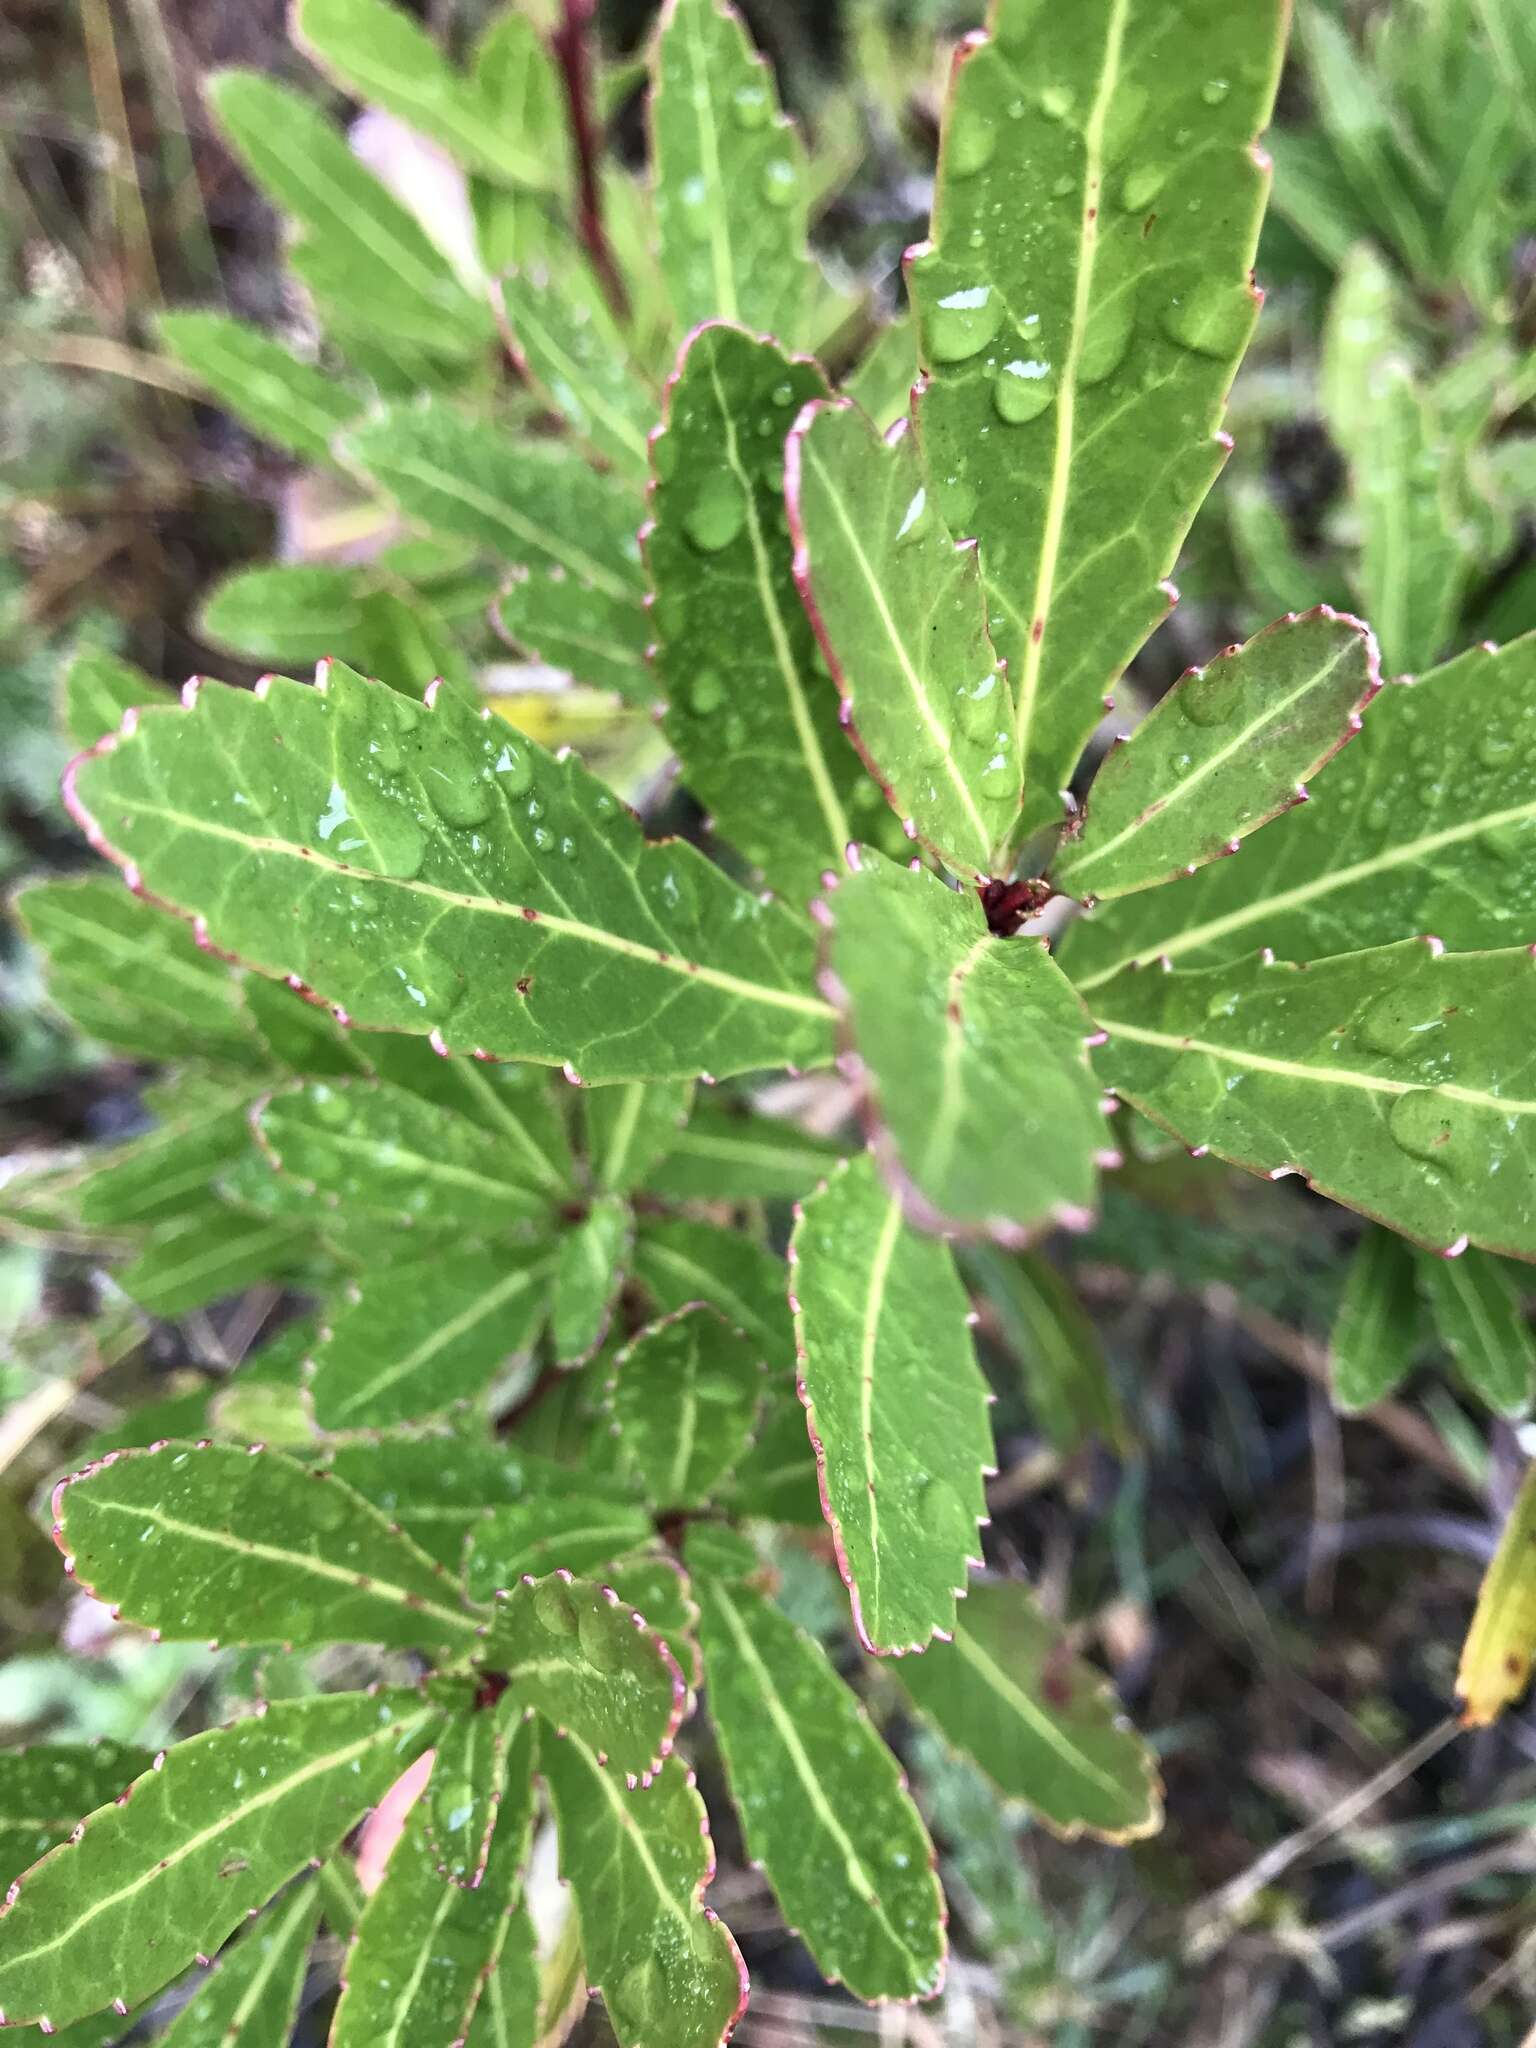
533,1580,580,1637
946,107,998,179
992,358,1055,424
684,470,746,553
1161,278,1252,359
923,282,1004,364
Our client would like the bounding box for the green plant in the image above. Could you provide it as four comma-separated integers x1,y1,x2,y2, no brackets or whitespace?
5,0,1536,2039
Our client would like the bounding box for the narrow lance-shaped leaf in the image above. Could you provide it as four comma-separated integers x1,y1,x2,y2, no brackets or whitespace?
308,1246,554,1430
326,1434,593,1569
551,1194,632,1364
115,1207,317,1319
1417,1249,1535,1418
0,1690,444,2032
64,663,836,1082
650,325,870,898
792,1153,993,1653
60,649,165,752
498,264,657,478
465,1495,654,1601
471,12,570,279
344,403,651,700
1054,609,1380,902
253,1078,554,1233
72,1085,259,1229
207,74,493,359
965,1247,1128,1455
824,852,1105,1238
1063,635,1536,990
787,401,1017,877
296,0,558,190
1459,1459,1536,1727
155,1881,321,2048
583,1079,694,1195
156,310,360,465
605,1305,765,1508
908,0,1286,837
478,1572,686,1780
366,1037,577,1194
1328,1226,1422,1412
540,1738,748,2048
650,0,814,340
1322,246,1473,674
16,878,259,1068
52,1443,481,1657
891,1576,1161,1842
697,1579,944,2003
1090,943,1536,1260
0,1745,154,1886
644,1097,846,1202
331,1715,537,2048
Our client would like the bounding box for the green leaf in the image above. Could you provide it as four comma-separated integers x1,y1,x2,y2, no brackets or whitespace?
791,1154,993,1652
309,1247,554,1429
1322,248,1472,673
325,1433,591,1568
366,1040,577,1195
1417,1249,1535,1418
605,1305,765,1508
15,879,259,1067
644,1098,845,1201
606,1554,703,1661
891,1576,1161,1841
470,12,569,280
64,663,836,1081
540,1738,748,2048
682,1523,758,1583
551,1194,632,1363
206,74,493,360
1054,609,1380,902
634,1216,794,1364
242,973,369,1077
1063,636,1536,989
498,264,656,477
332,1714,536,2048
0,1690,443,2032
60,650,165,752
1458,1458,1536,1727
842,317,918,432
908,0,1286,837
198,564,476,702
651,0,813,339
1090,944,1536,1259
72,1088,258,1229
0,1744,154,1886
477,1574,685,1779
253,1077,554,1233
720,1397,821,1526
155,1882,320,2048
1328,1226,1421,1412
965,1248,1128,1455
583,1080,694,1195
827,852,1104,1236
115,1208,315,1318
786,400,1016,875
465,1495,654,1600
696,1579,944,2001
492,569,654,705
342,401,646,634
156,310,359,465
650,325,868,898
53,1442,481,1656
296,0,557,190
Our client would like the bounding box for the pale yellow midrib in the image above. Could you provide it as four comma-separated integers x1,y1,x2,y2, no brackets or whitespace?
570,1736,695,1938
372,1861,461,2048
1073,791,1536,992
803,441,991,856
277,1124,537,1207
518,300,648,464
707,1586,913,1953
456,1063,566,1191
1097,1016,1536,1117
1011,0,1132,764
920,934,993,1193
86,1496,477,1638
104,796,834,1024
708,351,851,862
224,1883,315,2033
600,1083,646,1190
857,1197,903,1635
667,1374,700,1505
0,1708,435,1974
685,5,738,324
1063,637,1360,880
334,1263,549,1419
951,1626,1130,1803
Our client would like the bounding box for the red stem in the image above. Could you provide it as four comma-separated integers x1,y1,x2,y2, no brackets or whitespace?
552,0,628,320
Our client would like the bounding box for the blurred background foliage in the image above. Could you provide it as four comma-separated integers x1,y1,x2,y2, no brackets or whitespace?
4,1,1536,2042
